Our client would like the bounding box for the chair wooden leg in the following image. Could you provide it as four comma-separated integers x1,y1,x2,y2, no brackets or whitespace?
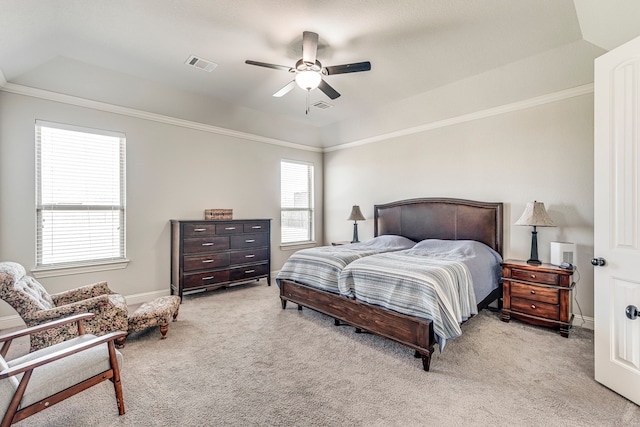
172,308,179,322
1,370,32,427
108,341,125,415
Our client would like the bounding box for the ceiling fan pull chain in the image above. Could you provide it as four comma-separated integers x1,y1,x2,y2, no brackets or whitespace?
306,89,310,115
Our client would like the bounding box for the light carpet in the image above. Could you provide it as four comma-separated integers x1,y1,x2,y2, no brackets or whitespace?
6,280,640,426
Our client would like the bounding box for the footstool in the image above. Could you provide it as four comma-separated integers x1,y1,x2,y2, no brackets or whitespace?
126,295,181,343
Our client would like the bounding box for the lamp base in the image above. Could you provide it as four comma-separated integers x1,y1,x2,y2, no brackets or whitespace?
351,222,360,243
527,227,541,266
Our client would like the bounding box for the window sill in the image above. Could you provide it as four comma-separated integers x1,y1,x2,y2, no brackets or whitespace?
31,259,130,279
280,241,318,251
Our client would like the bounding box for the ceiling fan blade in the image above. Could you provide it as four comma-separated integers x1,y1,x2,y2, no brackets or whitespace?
245,60,292,72
273,81,296,97
324,61,371,75
302,31,318,65
318,79,341,100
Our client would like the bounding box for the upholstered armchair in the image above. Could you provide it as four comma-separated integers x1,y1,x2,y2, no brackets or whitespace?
0,262,128,352
0,313,126,426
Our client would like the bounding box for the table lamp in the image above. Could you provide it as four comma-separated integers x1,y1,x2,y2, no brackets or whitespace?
347,205,366,243
514,201,555,265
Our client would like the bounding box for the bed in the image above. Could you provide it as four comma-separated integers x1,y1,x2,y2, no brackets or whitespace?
278,198,503,371
275,234,416,293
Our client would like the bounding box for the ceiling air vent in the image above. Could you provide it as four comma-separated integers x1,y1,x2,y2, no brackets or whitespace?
185,55,218,72
312,101,333,110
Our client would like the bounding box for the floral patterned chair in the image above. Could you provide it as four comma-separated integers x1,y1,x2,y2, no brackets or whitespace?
0,262,128,352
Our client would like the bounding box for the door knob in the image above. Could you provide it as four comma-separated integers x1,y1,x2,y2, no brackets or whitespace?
591,257,606,266
626,305,639,320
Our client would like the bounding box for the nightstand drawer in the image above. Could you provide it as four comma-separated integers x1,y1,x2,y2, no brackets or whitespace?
511,297,559,320
511,282,559,304
511,268,558,285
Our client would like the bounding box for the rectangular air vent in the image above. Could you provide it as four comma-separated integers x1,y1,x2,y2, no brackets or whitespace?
185,55,218,72
312,101,333,110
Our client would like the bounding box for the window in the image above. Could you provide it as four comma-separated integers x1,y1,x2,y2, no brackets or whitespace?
280,160,314,244
36,121,126,268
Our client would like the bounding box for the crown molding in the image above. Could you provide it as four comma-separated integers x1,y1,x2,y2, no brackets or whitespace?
324,83,595,152
0,82,322,153
0,81,594,154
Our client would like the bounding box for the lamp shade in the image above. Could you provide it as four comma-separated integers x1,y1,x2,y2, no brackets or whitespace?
514,201,555,227
347,205,366,222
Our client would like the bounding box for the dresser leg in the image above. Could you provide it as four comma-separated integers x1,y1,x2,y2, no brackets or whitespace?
280,299,287,309
501,311,510,322
560,326,570,338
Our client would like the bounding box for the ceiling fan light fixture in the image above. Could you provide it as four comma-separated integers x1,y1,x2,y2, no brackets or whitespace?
295,70,321,90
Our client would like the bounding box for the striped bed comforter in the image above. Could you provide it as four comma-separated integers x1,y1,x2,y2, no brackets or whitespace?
338,252,479,352
275,235,416,293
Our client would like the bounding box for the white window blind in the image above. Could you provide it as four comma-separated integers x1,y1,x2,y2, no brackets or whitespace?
281,160,314,244
36,121,126,267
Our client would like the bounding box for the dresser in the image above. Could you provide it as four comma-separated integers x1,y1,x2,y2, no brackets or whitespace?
171,219,271,299
501,259,574,337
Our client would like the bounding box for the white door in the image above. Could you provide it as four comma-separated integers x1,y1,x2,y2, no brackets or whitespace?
594,34,640,405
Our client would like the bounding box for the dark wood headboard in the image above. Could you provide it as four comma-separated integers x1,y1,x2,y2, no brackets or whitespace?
374,198,503,255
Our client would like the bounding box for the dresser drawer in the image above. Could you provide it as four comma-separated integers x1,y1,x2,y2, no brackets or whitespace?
243,221,269,232
511,268,558,285
230,233,269,249
183,253,230,272
230,248,268,265
183,223,217,237
230,263,269,281
183,269,230,289
215,223,243,234
511,282,559,304
183,236,229,254
511,297,559,320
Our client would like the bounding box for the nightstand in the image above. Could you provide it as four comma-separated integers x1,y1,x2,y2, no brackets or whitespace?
501,259,574,337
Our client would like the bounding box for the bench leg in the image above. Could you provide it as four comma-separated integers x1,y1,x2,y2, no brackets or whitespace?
116,336,127,348
160,322,169,339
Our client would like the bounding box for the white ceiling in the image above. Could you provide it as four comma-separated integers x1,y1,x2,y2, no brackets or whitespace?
1,1,639,148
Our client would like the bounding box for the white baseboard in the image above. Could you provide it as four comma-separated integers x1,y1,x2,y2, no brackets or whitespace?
572,313,594,330
0,315,25,330
124,289,171,306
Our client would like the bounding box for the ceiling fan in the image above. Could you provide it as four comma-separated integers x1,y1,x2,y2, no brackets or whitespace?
245,31,371,113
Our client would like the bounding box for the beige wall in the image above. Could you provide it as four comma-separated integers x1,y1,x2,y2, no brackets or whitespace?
0,91,323,321
323,93,595,322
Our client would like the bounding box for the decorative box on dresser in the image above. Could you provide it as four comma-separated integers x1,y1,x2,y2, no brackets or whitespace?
171,219,271,299
501,259,574,337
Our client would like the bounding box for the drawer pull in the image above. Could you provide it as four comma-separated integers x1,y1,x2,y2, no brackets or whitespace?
530,274,536,279
202,259,214,263
530,290,536,295
202,276,214,280
225,227,236,230
193,228,207,232
531,304,536,309
245,254,255,258
245,239,256,243
202,243,214,246
245,269,256,274
251,226,262,229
